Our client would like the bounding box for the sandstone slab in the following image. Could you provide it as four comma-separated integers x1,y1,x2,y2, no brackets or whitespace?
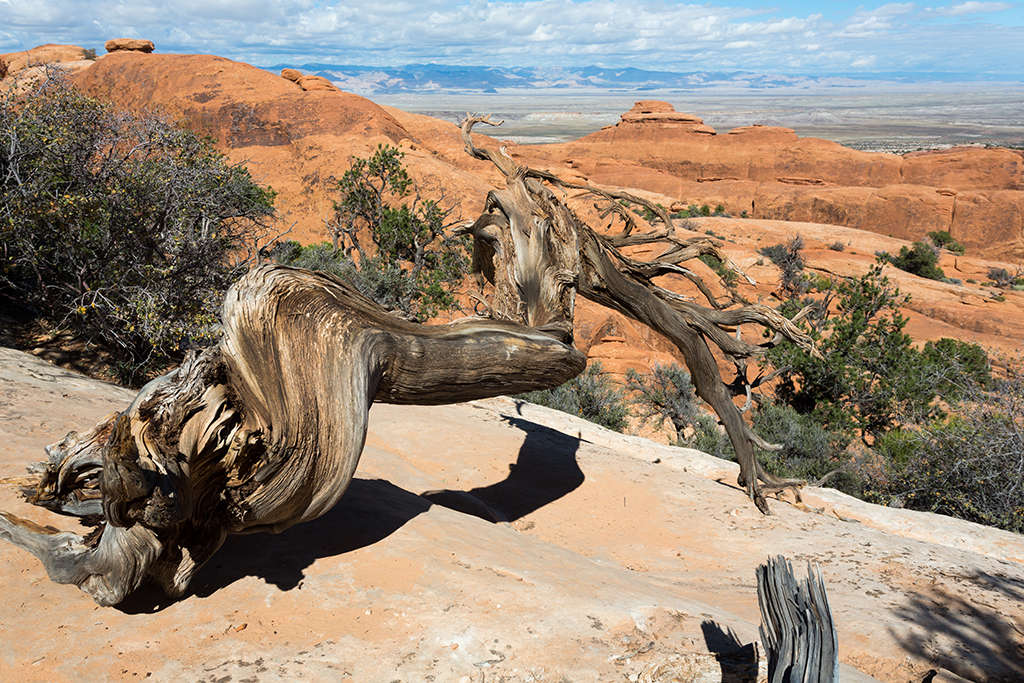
2,347,1022,682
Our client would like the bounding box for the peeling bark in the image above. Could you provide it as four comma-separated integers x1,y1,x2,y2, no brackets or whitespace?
1,116,816,605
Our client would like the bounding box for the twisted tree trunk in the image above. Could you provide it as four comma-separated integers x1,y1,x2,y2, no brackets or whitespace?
2,267,583,605
1,117,816,605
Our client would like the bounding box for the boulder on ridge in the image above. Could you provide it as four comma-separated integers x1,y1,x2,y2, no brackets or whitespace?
104,39,155,54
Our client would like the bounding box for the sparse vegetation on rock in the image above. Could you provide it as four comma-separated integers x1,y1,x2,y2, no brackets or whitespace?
0,73,277,384
879,241,946,281
926,229,965,255
518,361,630,432
273,144,469,321
760,237,808,297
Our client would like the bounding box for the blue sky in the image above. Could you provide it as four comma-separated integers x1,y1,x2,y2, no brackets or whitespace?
1,0,1022,77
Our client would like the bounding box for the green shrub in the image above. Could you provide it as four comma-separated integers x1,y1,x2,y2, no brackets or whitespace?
625,363,700,435
766,265,942,440
921,338,992,398
926,230,965,255
869,373,1024,533
679,401,860,494
1,72,276,384
698,254,738,287
516,361,630,432
987,267,1023,289
297,144,469,321
884,242,946,280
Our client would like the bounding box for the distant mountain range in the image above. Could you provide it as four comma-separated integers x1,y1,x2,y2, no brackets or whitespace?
258,63,1016,94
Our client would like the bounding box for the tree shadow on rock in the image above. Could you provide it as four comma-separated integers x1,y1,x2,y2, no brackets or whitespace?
888,570,1024,682
118,478,432,613
422,413,584,523
119,411,585,612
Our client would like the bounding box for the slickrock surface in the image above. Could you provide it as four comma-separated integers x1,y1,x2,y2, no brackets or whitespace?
2,347,1022,682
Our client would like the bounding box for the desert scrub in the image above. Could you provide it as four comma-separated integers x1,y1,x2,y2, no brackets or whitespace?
0,71,277,385
516,361,630,432
759,236,807,297
870,371,1024,533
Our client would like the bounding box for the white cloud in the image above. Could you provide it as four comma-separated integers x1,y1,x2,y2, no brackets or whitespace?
935,1,1014,15
0,0,1021,77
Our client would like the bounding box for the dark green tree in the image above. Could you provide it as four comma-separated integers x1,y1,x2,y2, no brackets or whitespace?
309,144,469,321
765,264,940,440
882,241,946,280
1,72,276,383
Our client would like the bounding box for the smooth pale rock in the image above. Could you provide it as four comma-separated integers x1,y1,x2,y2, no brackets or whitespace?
104,38,155,54
0,347,889,683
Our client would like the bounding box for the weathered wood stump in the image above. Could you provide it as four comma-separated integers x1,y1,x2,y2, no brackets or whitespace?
757,555,839,683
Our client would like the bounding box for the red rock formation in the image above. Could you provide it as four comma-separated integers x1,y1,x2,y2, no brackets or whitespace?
522,100,1024,262
6,47,1023,376
67,51,480,243
903,146,1022,191
0,44,95,79
104,39,155,54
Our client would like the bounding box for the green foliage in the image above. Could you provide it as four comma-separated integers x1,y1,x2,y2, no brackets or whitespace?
678,401,861,494
921,337,992,397
759,236,807,297
625,363,699,435
634,202,666,222
516,361,630,432
926,230,965,255
682,414,733,460
883,241,946,280
750,401,860,491
82,48,98,61
869,372,1024,533
766,265,939,439
698,254,738,287
1,73,276,383
310,144,469,321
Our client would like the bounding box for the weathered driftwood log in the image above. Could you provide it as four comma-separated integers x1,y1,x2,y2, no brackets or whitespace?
757,556,839,683
1,116,816,606
458,115,817,513
1,266,584,605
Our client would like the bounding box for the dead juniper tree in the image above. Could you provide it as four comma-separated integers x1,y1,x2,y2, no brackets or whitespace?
0,116,815,606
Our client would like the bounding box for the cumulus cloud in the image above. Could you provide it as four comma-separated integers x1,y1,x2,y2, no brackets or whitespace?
0,0,1021,77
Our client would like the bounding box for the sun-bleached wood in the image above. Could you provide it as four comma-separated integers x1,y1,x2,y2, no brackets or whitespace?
1,117,815,605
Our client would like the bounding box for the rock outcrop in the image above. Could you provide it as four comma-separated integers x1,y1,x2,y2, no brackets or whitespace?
2,347,1022,682
617,100,717,134
0,44,95,82
104,38,155,54
524,101,1024,262
66,51,495,244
